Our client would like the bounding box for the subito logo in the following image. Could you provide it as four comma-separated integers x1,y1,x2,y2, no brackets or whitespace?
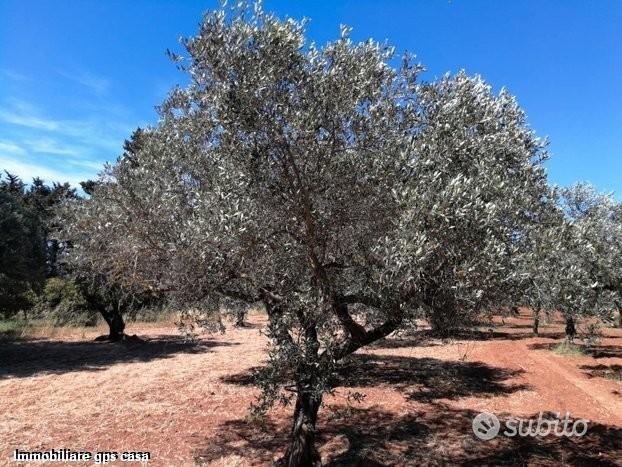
472,412,501,440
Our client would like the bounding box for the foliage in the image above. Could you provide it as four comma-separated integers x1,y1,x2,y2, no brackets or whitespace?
1,171,78,278
1,171,78,224
559,184,622,324
0,318,29,335
0,190,46,317
510,182,622,336
393,73,551,335
580,321,602,348
35,277,97,327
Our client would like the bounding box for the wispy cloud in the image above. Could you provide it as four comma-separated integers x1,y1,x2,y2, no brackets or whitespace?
0,109,59,131
0,97,137,186
23,137,86,157
0,139,26,156
0,98,134,151
58,69,111,95
0,69,33,83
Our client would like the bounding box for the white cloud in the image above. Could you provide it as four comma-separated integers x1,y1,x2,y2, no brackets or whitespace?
0,156,92,188
23,137,86,157
0,109,60,131
0,99,133,152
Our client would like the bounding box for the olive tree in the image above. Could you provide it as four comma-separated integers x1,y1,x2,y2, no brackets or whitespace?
59,131,161,340
514,184,620,341
401,73,550,335
558,184,621,330
509,187,571,335
64,5,552,464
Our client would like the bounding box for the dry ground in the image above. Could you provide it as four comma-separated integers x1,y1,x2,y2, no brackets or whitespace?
1,311,621,466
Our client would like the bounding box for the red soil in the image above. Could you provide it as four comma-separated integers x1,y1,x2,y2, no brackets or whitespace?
1,311,620,466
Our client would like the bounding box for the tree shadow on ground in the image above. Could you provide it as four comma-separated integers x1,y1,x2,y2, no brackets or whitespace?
0,334,236,379
335,354,530,402
193,403,621,466
584,345,622,358
446,329,565,342
502,323,540,329
371,329,564,350
580,363,622,382
528,342,622,359
209,354,622,465
223,353,530,403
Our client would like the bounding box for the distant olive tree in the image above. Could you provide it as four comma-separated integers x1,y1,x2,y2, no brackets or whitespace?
59,130,164,341
558,184,622,331
512,184,621,342
64,5,553,464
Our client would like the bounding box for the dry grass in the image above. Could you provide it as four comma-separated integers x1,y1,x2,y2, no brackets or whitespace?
551,341,587,356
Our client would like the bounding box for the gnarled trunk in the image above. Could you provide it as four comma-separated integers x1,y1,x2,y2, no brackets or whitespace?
101,310,125,341
284,391,322,467
262,290,323,467
533,309,540,335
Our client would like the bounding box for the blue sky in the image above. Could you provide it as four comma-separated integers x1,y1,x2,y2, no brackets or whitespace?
1,1,620,196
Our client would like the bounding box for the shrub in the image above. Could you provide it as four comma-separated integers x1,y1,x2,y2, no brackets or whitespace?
36,278,97,327
552,341,585,356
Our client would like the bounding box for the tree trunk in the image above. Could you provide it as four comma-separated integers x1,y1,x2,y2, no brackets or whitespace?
234,308,247,327
611,299,622,328
533,309,540,335
101,310,125,341
565,315,576,343
284,391,322,467
429,306,457,337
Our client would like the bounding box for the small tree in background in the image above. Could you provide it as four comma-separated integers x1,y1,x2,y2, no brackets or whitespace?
1,172,78,276
58,130,164,341
64,5,556,464
510,187,570,335
34,277,96,327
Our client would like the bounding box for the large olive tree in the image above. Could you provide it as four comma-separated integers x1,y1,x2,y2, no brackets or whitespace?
64,5,552,465
399,73,551,335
